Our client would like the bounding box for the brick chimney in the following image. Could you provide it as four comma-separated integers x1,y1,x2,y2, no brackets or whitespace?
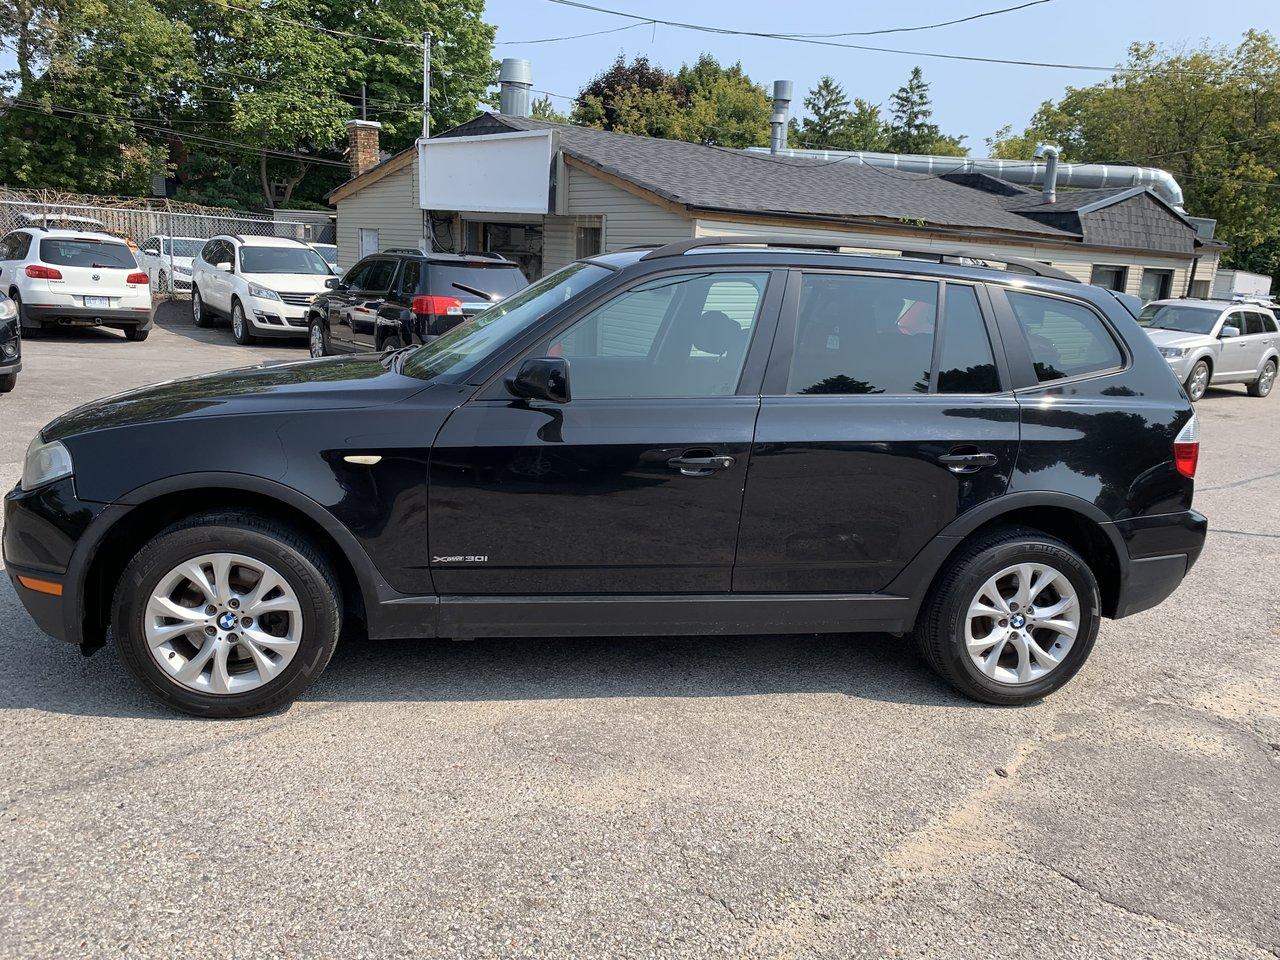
345,119,383,178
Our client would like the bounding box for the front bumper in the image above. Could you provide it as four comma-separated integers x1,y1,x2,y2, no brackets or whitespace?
1110,509,1208,618
25,303,154,329
248,296,310,336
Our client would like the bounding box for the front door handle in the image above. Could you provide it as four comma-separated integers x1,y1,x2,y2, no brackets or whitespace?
668,453,735,477
938,451,999,474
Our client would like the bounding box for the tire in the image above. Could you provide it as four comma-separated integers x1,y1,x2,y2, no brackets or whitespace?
308,315,329,358
125,326,150,342
1184,359,1210,402
192,287,210,328
913,526,1101,705
112,513,341,718
381,334,404,352
231,298,255,345
0,371,15,394
1247,359,1276,398
14,291,41,338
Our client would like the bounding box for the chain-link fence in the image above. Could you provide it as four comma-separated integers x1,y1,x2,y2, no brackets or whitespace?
0,197,334,298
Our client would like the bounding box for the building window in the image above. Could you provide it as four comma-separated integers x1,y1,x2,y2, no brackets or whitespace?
359,228,379,258
575,225,602,259
1189,279,1211,299
1139,268,1173,302
1090,264,1128,292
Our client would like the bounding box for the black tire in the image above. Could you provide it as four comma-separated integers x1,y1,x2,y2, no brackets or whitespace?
14,291,41,338
191,287,210,328
125,326,150,342
308,315,329,358
913,526,1101,705
231,298,255,345
1184,359,1210,402
380,334,404,352
0,371,15,394
112,513,341,718
1247,359,1276,398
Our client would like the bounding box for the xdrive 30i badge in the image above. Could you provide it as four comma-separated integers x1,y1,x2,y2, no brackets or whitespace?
432,555,488,563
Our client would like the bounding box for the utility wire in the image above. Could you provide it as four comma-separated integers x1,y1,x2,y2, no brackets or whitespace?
207,0,419,49
497,21,648,45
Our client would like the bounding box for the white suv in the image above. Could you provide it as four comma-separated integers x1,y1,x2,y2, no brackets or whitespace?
138,235,203,293
190,235,332,343
0,227,154,341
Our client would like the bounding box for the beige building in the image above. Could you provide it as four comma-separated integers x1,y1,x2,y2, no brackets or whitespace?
328,114,1224,298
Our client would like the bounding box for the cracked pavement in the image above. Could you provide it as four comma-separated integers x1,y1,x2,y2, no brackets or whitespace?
1,305,1277,959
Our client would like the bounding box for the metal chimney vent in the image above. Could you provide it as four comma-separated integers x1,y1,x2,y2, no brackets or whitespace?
499,58,533,118
770,80,793,155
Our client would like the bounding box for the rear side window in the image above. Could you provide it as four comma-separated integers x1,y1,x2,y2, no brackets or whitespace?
39,238,137,269
399,260,421,296
1006,291,1123,383
937,285,1000,393
1263,313,1279,334
1245,312,1266,335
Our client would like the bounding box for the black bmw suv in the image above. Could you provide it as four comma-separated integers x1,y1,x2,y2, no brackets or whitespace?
4,238,1206,717
307,250,527,357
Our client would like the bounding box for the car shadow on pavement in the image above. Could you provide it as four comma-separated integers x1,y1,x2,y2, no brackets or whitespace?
150,299,308,350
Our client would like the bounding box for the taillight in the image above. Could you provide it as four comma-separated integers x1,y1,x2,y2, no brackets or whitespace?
126,271,148,285
411,295,463,317
26,264,62,280
1173,414,1199,479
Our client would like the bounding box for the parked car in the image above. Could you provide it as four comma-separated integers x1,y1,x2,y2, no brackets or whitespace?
308,242,339,273
138,235,202,293
190,235,332,344
0,227,153,341
4,238,1207,718
307,250,528,357
1138,298,1279,400
17,212,106,231
0,291,19,393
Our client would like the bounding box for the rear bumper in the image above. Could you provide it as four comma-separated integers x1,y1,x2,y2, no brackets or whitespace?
1110,509,1207,619
25,303,153,328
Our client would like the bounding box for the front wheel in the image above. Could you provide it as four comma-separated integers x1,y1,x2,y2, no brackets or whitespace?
1184,359,1210,402
0,371,15,394
231,298,255,345
914,527,1100,705
308,316,329,358
192,287,209,327
112,514,341,718
1247,359,1276,398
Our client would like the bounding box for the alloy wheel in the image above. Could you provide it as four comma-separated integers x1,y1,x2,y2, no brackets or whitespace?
309,321,324,358
964,562,1080,686
143,552,303,695
1259,362,1276,397
192,291,202,324
1187,362,1209,401
232,304,245,340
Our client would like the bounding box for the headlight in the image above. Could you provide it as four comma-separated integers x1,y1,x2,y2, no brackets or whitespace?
1158,346,1188,358
174,265,192,275
248,283,281,301
22,437,73,491
0,298,15,321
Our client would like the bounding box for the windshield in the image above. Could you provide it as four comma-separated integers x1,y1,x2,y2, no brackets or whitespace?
163,238,202,258
1137,304,1221,335
401,262,611,381
311,244,338,265
239,245,330,275
427,262,527,301
39,238,138,268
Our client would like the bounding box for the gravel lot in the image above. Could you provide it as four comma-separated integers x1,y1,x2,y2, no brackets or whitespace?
1,302,1277,959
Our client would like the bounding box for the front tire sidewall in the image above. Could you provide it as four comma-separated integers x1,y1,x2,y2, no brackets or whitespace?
309,317,328,358
113,520,340,718
192,288,208,327
1185,361,1209,402
929,537,1100,705
1250,360,1276,398
232,299,253,345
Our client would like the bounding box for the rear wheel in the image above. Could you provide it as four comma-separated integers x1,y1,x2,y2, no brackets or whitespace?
0,371,15,394
125,326,150,342
1185,359,1210,402
914,526,1100,705
1247,359,1276,398
191,287,209,328
231,298,255,345
14,292,41,338
112,514,341,718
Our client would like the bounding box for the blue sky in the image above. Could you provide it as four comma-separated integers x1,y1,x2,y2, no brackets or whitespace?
2,1,1274,154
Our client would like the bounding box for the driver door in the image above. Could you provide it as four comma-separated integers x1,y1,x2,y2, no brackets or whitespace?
327,259,370,351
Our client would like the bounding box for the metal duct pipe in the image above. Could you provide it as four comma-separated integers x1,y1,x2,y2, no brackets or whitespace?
499,58,533,118
770,80,793,155
746,146,1186,210
1035,143,1060,204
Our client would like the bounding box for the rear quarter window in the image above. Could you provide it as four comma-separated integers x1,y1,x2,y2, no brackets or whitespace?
1006,291,1124,383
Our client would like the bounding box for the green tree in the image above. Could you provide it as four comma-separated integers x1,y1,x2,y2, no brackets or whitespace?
571,54,675,134
531,95,569,124
795,76,850,149
885,66,966,156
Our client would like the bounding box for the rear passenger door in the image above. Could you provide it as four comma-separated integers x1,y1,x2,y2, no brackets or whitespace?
349,257,398,350
1217,311,1252,378
735,270,1019,593
327,259,370,350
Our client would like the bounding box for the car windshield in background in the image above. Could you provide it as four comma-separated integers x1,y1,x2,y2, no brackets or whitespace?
428,262,527,301
39,238,138,269
163,238,202,258
239,246,330,275
401,262,611,382
1137,304,1221,334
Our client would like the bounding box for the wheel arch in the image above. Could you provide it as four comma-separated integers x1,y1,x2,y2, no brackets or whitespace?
74,473,384,650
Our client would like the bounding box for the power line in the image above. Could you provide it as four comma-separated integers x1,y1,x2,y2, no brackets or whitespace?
208,0,419,49
497,21,648,45
782,1,1055,38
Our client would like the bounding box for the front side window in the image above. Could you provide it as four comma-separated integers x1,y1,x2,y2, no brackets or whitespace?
238,245,330,276
39,238,137,269
549,271,769,399
1221,313,1244,336
1007,291,1123,383
786,274,938,395
361,259,398,292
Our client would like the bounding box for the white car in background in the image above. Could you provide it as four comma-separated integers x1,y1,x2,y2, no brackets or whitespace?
0,227,153,341
138,235,203,293
190,235,332,344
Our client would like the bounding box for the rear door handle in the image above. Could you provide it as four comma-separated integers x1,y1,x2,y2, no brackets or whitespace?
668,454,735,477
938,451,999,474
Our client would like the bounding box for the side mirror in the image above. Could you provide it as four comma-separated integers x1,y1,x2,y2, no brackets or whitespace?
1219,325,1241,339
215,261,232,273
325,277,342,290
506,357,570,404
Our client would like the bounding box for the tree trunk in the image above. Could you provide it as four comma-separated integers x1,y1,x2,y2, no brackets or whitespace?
258,152,274,208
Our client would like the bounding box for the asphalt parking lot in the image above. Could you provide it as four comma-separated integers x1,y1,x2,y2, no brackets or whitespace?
1,301,1277,959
